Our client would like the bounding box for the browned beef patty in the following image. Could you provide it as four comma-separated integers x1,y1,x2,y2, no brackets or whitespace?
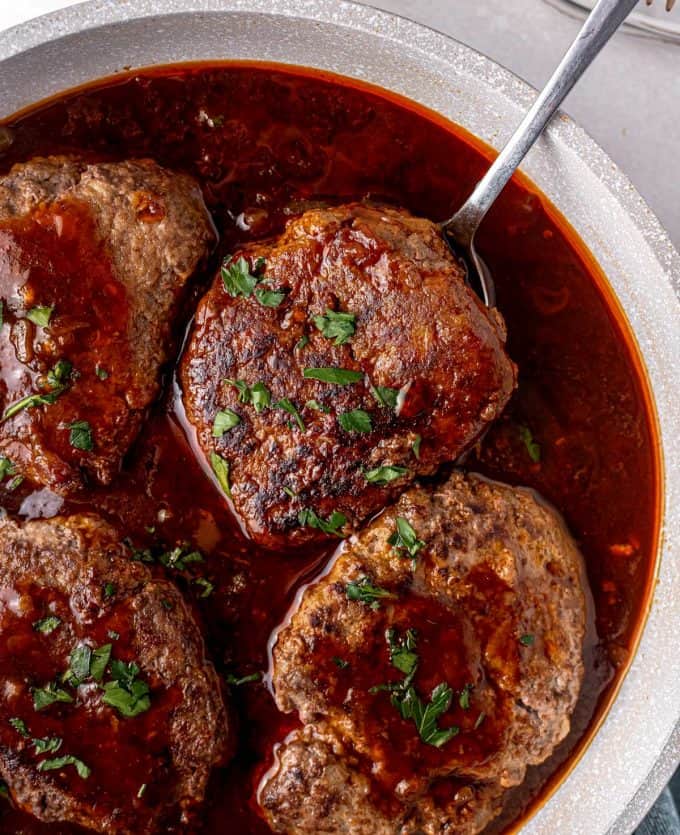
180,203,516,549
0,157,215,494
260,472,586,834
0,513,230,834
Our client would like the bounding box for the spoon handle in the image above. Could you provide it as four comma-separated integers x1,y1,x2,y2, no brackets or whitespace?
444,0,639,243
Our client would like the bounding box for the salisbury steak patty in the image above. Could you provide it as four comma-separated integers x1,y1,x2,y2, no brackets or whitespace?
0,157,215,494
180,203,516,548
0,513,229,833
260,472,586,834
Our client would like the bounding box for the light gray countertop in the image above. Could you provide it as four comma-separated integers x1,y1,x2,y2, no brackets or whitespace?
1,0,678,244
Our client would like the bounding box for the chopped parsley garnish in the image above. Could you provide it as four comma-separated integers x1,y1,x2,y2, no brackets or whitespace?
399,682,460,748
332,657,350,669
254,286,286,308
103,582,116,600
2,360,72,422
474,712,486,729
0,459,22,491
226,671,263,687
46,359,72,390
412,435,422,459
313,308,356,345
90,645,112,682
32,615,61,635
303,367,363,385
459,684,472,710
519,633,535,647
67,420,93,451
9,717,29,738
221,256,259,298
298,507,347,537
282,486,298,499
193,577,214,598
65,642,111,685
388,517,425,562
251,382,271,413
37,755,90,779
9,718,62,754
68,644,92,684
224,379,271,413
386,628,418,676
305,399,331,413
137,783,147,798
370,384,399,409
363,465,408,485
158,544,203,571
274,398,305,431
107,630,120,641
338,409,372,434
213,409,241,436
2,392,59,422
221,256,285,307
210,451,232,498
26,306,54,327
345,577,397,610
295,334,309,351
0,457,14,480
32,683,74,711
33,736,63,755
519,425,541,463
95,365,109,380
371,629,458,748
102,660,151,718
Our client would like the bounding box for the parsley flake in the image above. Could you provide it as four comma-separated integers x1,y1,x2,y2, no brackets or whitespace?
363,465,408,485
388,517,425,561
303,367,363,385
519,425,541,463
33,616,61,635
193,577,214,598
298,508,347,537
221,256,259,298
67,420,93,451
212,409,241,437
370,384,399,409
338,409,372,434
226,671,263,687
210,451,232,498
313,309,356,345
345,576,397,610
32,683,74,711
519,633,535,647
37,755,90,779
275,398,305,431
254,286,286,308
26,306,54,327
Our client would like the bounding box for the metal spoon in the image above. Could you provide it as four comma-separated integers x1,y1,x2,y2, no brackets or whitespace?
443,0,669,307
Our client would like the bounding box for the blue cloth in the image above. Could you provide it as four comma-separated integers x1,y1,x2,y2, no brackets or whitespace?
636,788,680,835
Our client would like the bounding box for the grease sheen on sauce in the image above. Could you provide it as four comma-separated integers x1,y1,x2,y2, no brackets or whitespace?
0,63,660,833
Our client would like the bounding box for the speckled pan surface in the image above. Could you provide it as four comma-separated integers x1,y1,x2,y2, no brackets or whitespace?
0,1,678,832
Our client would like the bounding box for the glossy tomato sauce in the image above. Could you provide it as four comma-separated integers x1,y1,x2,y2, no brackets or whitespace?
0,63,660,833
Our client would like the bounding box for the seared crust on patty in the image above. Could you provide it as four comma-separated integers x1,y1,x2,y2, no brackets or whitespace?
0,513,229,834
260,472,586,833
180,203,516,548
0,156,215,493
